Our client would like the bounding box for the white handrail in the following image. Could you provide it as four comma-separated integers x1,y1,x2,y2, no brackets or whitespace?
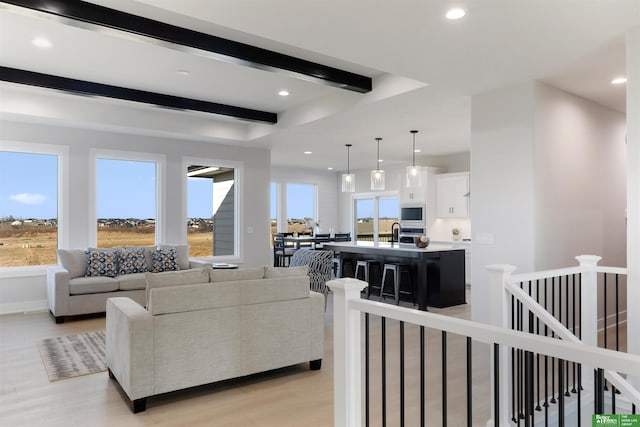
350,298,640,376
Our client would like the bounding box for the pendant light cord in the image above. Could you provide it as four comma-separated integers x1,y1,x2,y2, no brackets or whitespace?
375,137,382,170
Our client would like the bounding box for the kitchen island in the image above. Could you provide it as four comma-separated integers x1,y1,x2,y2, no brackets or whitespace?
323,242,466,310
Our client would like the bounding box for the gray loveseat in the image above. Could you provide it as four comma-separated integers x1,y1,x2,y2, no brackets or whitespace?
106,265,324,412
46,244,207,323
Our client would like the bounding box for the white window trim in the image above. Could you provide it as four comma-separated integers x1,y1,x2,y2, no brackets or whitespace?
89,149,166,247
182,156,243,261
353,191,398,245
0,141,69,273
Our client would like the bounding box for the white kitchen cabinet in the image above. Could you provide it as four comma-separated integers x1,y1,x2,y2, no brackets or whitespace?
437,172,469,218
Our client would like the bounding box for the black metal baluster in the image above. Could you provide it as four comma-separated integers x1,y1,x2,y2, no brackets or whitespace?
594,368,605,414
382,316,387,427
442,331,447,427
577,362,582,427
365,313,370,427
616,274,620,353
543,278,549,426
524,351,533,427
603,274,609,391
551,277,556,404
511,294,517,422
420,325,425,427
494,343,500,427
467,337,472,427
571,274,577,394
558,359,565,427
400,321,405,427
578,274,583,392
518,286,523,423
564,275,570,398
535,279,541,412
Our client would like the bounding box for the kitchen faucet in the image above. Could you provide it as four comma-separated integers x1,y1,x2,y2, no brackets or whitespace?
391,221,400,244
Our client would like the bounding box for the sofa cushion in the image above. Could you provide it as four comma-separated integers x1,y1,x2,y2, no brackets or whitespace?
86,248,119,277
117,272,147,291
145,266,212,304
118,247,148,275
149,281,241,315
148,275,309,316
57,249,88,279
69,276,119,295
210,266,264,282
151,247,180,273
157,244,189,270
263,265,308,279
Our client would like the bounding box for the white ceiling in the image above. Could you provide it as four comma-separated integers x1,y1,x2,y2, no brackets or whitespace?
1,0,638,171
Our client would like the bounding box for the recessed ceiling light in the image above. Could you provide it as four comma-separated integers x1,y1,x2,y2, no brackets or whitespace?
304,151,312,155
611,77,627,85
446,8,466,20
278,90,290,97
32,37,52,48
327,167,333,170
414,149,421,153
176,70,190,76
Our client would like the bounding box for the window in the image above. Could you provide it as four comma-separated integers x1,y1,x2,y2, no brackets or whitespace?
95,157,158,248
0,146,64,267
354,195,398,244
286,183,316,234
186,164,237,257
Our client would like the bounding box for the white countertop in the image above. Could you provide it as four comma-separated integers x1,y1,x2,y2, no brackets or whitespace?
326,241,464,253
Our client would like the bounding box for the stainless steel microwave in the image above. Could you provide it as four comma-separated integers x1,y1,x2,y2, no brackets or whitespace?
400,204,425,224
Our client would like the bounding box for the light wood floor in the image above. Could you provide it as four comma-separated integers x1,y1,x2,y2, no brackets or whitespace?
0,291,492,426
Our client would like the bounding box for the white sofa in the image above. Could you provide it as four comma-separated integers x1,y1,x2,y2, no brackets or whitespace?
46,244,207,323
106,265,325,412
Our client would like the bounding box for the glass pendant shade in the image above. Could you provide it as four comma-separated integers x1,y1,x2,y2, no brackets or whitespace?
405,130,422,188
371,169,385,190
370,137,385,190
342,144,355,192
406,165,422,188
342,173,355,192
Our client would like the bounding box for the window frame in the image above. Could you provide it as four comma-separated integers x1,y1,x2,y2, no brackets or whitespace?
352,191,398,245
0,141,69,273
182,156,243,261
89,149,165,248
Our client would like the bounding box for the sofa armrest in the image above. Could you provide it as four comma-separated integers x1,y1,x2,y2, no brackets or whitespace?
46,265,70,317
309,291,325,360
189,259,211,269
106,298,154,401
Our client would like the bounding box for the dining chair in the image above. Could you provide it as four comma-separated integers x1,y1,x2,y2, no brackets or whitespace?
272,232,296,267
313,233,331,249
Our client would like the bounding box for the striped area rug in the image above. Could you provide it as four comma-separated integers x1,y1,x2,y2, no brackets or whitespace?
37,331,106,382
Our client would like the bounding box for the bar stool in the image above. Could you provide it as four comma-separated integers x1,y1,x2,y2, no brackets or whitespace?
380,263,415,305
355,259,382,298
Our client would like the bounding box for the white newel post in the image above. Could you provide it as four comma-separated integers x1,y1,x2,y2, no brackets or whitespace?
486,264,517,426
575,255,601,348
576,254,601,420
328,278,368,427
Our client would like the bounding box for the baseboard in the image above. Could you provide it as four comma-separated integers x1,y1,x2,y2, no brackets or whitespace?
0,299,48,315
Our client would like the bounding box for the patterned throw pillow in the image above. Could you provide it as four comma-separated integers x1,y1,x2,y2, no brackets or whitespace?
151,247,180,273
85,249,119,277
118,247,148,275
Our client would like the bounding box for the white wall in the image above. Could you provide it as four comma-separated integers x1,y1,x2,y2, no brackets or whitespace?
470,83,537,324
534,83,627,269
470,81,627,324
0,119,271,314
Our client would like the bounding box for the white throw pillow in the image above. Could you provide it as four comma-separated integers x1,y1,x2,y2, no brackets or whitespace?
56,249,88,279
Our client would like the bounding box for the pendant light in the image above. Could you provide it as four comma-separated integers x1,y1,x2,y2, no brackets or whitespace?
370,137,385,191
406,130,423,188
341,144,355,192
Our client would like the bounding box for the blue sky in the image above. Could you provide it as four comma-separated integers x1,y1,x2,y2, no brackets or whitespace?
2,151,397,220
